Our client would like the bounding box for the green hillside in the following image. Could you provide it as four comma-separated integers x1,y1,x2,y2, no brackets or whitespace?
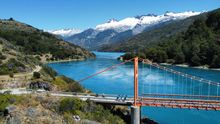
121,8,220,68
0,20,126,123
0,19,95,75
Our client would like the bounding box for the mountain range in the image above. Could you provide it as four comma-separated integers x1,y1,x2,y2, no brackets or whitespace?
48,11,201,50
119,8,220,68
46,28,81,37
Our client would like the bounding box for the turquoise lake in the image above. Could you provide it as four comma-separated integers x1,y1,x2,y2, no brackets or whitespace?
48,52,220,124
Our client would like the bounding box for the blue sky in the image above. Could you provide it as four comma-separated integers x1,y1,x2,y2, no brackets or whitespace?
0,0,220,30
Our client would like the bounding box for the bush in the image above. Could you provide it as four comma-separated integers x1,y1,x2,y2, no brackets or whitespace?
60,76,84,92
35,56,41,61
33,72,41,78
42,65,57,79
8,18,14,21
58,98,125,123
0,58,26,75
59,98,85,114
52,76,84,92
0,95,19,112
0,53,6,60
9,72,13,78
121,52,135,60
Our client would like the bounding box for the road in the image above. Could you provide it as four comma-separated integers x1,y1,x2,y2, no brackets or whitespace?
0,88,133,105
1,88,220,110
0,65,41,81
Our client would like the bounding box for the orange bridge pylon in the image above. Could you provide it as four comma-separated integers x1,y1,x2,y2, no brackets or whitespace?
134,57,139,106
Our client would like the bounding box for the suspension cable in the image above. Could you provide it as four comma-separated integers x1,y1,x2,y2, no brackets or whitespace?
77,58,134,82
139,58,220,87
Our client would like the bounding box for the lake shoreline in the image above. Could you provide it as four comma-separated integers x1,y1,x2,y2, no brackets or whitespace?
44,58,87,64
46,56,158,124
160,63,220,71
48,57,220,71
49,52,220,124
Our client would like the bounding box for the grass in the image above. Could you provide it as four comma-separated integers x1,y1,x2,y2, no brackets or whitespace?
0,94,125,124
52,76,85,92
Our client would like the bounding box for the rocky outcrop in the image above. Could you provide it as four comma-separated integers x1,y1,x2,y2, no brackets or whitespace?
29,81,52,91
141,117,158,124
4,105,63,124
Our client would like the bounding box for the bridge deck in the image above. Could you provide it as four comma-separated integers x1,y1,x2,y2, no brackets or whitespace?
139,97,220,110
50,92,220,110
2,89,220,111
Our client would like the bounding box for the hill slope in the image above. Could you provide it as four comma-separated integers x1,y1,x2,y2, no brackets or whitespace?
121,8,220,68
60,11,200,50
0,19,129,124
100,12,207,52
0,19,95,75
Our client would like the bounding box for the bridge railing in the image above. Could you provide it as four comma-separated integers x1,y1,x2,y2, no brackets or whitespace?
142,93,220,101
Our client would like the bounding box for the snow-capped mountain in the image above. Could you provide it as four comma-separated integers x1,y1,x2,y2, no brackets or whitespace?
95,11,201,34
47,28,81,37
50,11,202,50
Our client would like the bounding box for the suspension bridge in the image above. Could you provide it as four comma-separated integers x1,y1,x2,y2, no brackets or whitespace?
75,57,220,124
2,57,219,124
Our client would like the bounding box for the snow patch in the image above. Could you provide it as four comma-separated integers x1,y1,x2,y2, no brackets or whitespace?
46,28,81,37
95,11,201,32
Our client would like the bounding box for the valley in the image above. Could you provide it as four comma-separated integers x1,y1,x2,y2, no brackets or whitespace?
49,11,200,50
0,19,127,124
1,1,220,124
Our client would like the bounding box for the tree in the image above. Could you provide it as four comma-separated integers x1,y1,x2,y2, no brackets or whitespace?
199,42,210,65
210,55,220,68
137,52,146,59
206,10,220,30
145,48,167,63
156,50,168,63
191,54,201,66
8,18,14,21
42,65,57,79
174,51,185,64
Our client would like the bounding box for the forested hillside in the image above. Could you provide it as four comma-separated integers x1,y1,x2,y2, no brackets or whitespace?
0,19,95,75
100,12,206,52
121,8,220,68
0,19,126,123
0,19,94,60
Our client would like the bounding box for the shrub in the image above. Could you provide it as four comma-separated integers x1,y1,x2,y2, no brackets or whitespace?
52,76,84,92
60,76,84,92
9,72,13,78
35,56,41,61
58,98,125,123
59,98,86,114
42,65,57,78
0,83,3,90
0,53,6,60
0,58,27,75
0,95,19,112
33,72,41,79
8,18,14,21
